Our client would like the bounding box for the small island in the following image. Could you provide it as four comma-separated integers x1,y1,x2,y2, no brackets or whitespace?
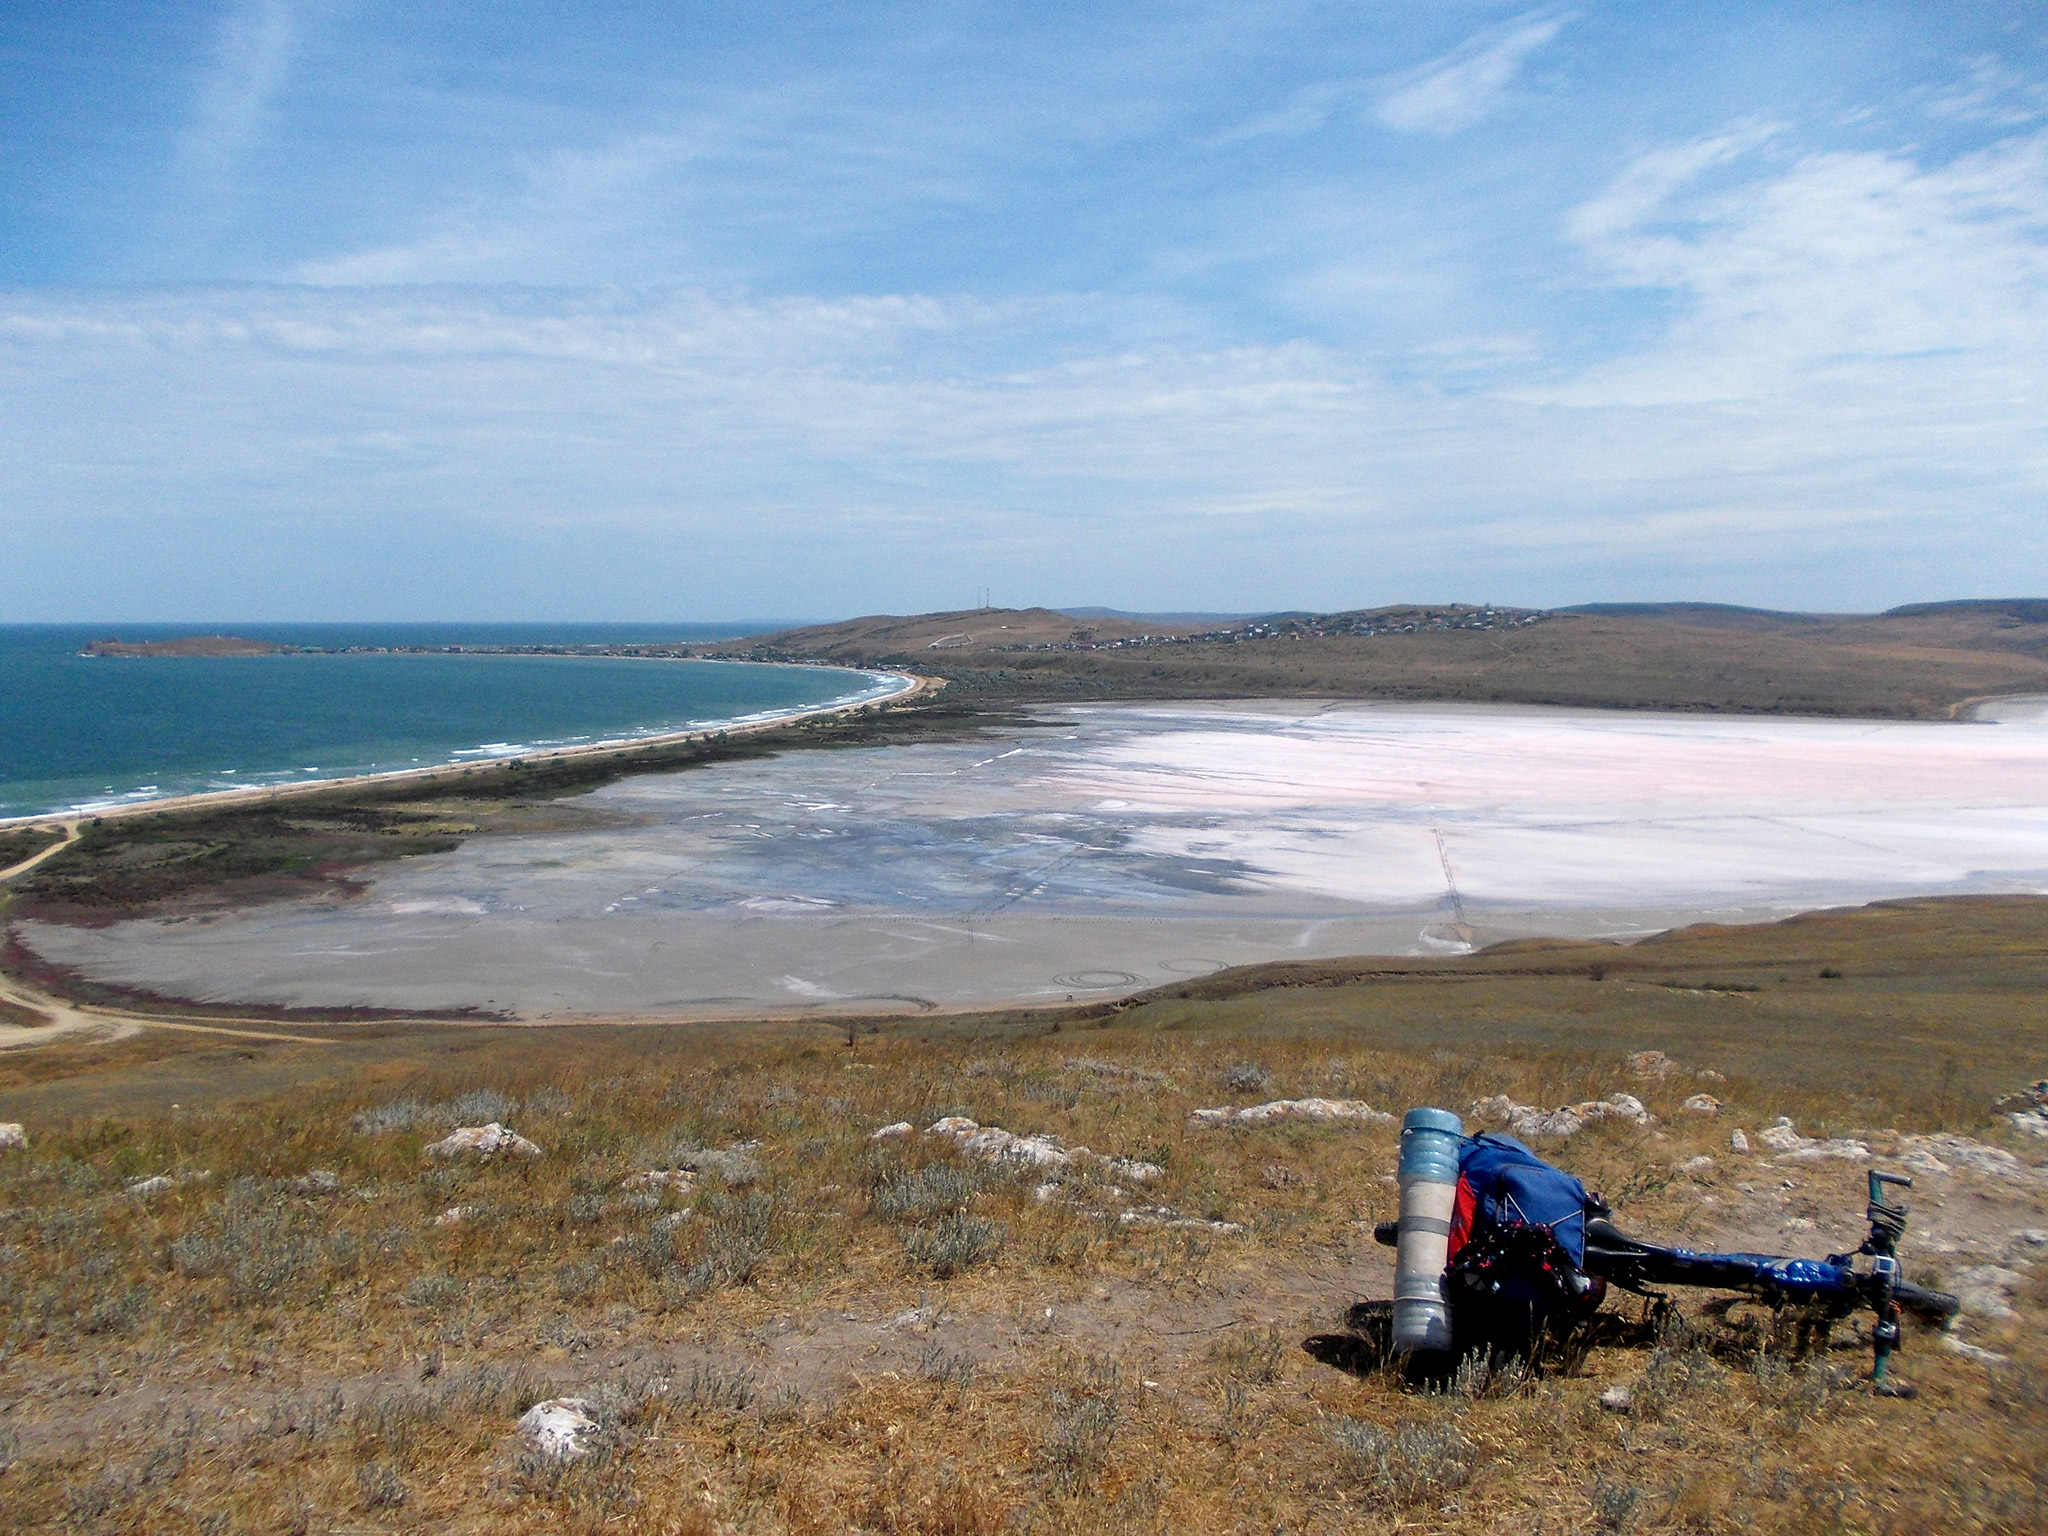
83,635,290,658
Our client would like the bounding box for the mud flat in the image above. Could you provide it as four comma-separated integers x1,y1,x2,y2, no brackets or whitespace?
16,699,2048,1018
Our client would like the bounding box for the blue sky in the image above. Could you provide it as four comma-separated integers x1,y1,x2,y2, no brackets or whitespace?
2,2,2044,620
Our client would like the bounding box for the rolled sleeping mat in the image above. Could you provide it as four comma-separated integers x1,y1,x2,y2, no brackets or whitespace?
1392,1106,1465,1354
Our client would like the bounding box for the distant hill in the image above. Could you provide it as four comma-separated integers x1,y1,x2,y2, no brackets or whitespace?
702,599,2048,718
84,635,289,658
1556,602,1836,630
1883,598,2048,623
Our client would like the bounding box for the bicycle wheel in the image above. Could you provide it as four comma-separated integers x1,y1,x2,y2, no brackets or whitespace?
1894,1280,1961,1323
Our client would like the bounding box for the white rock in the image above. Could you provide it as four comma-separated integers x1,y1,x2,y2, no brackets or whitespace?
125,1170,209,1198
1729,1129,1750,1153
518,1398,599,1460
868,1121,914,1142
1944,1336,2010,1365
1757,1118,1804,1152
1102,1156,1165,1185
423,1123,541,1161
926,1116,1156,1181
1676,1156,1714,1175
1951,1264,2024,1320
1118,1207,1243,1234
1188,1098,1392,1129
1626,1051,1680,1080
1757,1118,1869,1162
1898,1134,2043,1184
2008,1108,2048,1139
1681,1094,1721,1115
1470,1093,1651,1140
0,1123,24,1151
1599,1384,1632,1412
619,1168,698,1193
434,1205,476,1227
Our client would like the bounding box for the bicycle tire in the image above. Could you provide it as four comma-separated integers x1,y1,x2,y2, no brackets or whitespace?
1893,1280,1961,1323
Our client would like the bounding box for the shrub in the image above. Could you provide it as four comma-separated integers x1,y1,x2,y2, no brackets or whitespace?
904,1213,1004,1278
872,1162,985,1221
1327,1416,1474,1507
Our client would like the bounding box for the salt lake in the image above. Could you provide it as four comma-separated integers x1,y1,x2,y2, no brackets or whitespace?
20,698,2048,1017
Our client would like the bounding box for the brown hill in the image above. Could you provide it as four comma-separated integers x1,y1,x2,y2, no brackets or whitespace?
711,601,2048,717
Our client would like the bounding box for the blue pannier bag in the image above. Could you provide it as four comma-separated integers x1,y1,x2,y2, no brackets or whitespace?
1449,1133,1592,1268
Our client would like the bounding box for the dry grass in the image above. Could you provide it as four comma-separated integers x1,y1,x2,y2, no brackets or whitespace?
1,899,2045,1532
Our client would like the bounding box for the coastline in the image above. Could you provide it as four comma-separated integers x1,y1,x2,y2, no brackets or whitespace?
0,666,931,832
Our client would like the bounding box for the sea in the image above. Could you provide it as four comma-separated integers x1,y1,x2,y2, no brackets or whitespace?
0,623,897,821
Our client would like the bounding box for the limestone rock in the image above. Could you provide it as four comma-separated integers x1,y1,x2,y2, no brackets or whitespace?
1757,1117,1869,1162
1470,1093,1651,1140
2011,1108,2048,1139
125,1170,209,1198
1945,1336,2010,1365
1676,1155,1714,1175
619,1168,699,1194
923,1116,1163,1183
1729,1128,1750,1153
1188,1098,1393,1129
423,1123,541,1161
1951,1264,2024,1320
1600,1384,1633,1413
1898,1133,2044,1184
0,1123,24,1151
518,1398,599,1460
434,1205,476,1227
1626,1051,1680,1080
1117,1206,1243,1234
868,1121,914,1142
1681,1094,1722,1115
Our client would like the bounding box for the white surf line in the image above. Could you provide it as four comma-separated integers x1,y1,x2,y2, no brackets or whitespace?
0,670,931,832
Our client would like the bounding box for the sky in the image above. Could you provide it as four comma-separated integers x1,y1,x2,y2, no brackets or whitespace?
2,1,2044,621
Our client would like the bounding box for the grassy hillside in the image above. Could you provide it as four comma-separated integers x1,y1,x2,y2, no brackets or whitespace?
713,601,2048,717
0,897,2042,1533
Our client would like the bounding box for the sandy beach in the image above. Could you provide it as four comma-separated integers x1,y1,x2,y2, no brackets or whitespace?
0,666,928,831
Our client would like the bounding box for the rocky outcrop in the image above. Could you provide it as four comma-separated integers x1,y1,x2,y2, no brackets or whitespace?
921,1117,1164,1184
1756,1118,1870,1162
422,1123,542,1161
517,1398,600,1459
125,1170,209,1198
1188,1098,1393,1130
1470,1094,1651,1140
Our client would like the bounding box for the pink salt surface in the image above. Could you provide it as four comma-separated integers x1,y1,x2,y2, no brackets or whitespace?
15,700,2048,1018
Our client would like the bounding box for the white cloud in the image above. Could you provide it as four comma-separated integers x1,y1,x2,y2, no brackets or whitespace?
294,133,717,285
1555,123,2048,405
1375,11,1571,135
176,0,302,185
3,255,2043,620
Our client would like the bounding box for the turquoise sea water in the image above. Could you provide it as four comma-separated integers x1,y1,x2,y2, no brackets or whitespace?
0,624,894,820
